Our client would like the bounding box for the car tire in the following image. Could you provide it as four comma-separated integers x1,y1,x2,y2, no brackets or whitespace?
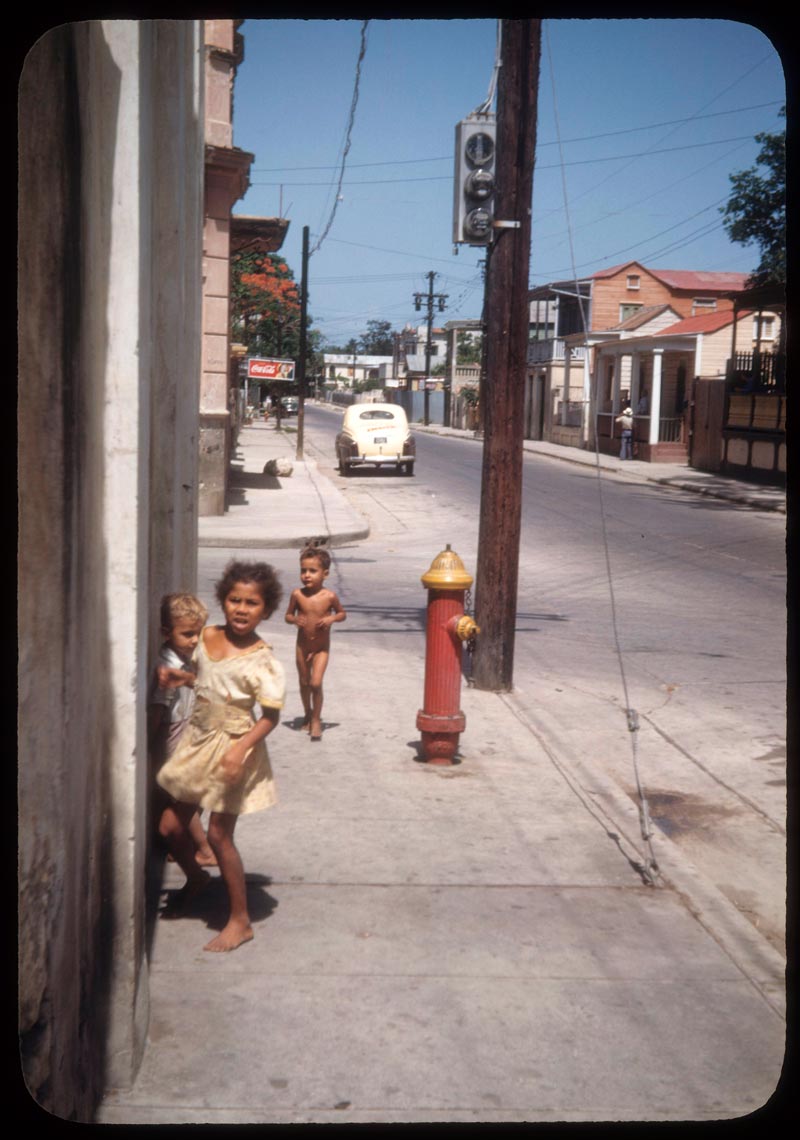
403,463,414,476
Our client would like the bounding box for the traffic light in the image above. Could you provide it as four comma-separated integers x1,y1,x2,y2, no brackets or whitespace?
452,113,496,246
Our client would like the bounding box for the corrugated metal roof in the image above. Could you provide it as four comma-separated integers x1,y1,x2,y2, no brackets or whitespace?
591,260,749,292
648,268,750,292
655,310,749,336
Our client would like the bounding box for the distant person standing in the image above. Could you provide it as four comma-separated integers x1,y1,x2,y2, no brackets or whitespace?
636,391,649,415
616,406,634,460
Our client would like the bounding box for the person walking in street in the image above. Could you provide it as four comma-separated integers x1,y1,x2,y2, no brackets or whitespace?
156,561,285,952
284,544,346,741
616,405,634,460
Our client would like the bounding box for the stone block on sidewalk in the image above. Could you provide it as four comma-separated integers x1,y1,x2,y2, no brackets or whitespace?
264,457,294,477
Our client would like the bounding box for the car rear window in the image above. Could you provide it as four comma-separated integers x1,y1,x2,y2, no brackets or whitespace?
359,410,395,421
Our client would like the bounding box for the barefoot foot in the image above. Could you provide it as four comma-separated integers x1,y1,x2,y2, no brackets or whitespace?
310,719,322,741
195,850,218,867
203,921,254,952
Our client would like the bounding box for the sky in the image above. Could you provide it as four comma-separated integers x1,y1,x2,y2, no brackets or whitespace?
232,17,786,348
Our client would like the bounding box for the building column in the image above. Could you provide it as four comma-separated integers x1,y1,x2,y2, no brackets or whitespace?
611,352,622,412
630,352,641,409
562,348,571,425
581,347,592,444
199,152,251,515
649,348,663,445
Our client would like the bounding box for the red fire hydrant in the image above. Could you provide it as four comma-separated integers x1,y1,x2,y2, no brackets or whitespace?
416,545,480,765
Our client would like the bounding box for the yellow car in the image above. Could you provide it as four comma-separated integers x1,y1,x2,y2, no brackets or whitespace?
335,403,416,476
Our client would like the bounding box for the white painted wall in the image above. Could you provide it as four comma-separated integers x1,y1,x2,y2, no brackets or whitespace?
18,19,204,1119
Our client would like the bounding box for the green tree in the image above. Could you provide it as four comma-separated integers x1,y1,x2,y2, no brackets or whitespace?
358,319,394,355
456,330,482,364
721,108,785,286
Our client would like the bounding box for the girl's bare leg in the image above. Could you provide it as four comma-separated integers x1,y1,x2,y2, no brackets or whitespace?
204,812,253,952
189,810,217,866
158,801,211,909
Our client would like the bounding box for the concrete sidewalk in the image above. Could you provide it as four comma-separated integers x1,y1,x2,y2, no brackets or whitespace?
99,413,786,1124
198,418,369,549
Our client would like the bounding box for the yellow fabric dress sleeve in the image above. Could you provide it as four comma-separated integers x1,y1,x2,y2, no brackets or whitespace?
254,651,286,710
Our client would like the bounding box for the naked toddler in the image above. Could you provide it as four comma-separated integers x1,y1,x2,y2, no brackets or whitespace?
284,545,346,740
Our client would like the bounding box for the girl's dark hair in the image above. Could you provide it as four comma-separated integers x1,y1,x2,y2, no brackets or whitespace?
215,560,282,613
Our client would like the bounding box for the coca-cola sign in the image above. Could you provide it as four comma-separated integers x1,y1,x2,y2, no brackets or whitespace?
246,358,295,380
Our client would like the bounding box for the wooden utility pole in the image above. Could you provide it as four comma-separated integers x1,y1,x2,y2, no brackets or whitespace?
472,19,541,691
296,225,309,460
414,271,448,426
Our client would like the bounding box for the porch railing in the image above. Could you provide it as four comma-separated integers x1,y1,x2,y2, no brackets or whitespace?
597,413,683,443
527,338,587,365
726,350,785,394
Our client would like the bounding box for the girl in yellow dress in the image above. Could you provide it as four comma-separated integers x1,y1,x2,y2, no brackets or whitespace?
157,560,285,952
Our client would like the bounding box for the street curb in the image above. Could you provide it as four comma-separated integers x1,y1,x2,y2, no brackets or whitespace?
405,419,786,514
501,692,786,1020
198,529,371,550
304,458,372,546
647,476,786,513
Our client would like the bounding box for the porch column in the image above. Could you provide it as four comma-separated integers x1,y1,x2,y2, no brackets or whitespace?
611,351,622,412
562,348,571,425
581,348,591,444
588,348,602,448
630,352,641,409
649,348,663,445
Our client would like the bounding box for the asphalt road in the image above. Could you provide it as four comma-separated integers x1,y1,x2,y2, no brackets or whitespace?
290,404,787,955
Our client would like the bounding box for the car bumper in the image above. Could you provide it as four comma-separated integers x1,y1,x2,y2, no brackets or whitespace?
338,438,415,467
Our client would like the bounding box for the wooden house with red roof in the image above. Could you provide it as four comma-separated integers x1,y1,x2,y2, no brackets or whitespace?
525,261,782,481
586,300,784,480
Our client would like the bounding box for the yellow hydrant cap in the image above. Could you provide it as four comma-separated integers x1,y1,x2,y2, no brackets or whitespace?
421,544,474,589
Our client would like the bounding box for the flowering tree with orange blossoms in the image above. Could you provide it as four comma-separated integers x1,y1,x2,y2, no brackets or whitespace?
231,251,303,359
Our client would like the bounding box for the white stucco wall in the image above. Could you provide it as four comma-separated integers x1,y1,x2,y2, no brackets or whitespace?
19,19,204,1119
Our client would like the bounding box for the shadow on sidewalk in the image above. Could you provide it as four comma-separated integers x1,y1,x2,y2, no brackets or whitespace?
230,470,283,491
159,874,279,934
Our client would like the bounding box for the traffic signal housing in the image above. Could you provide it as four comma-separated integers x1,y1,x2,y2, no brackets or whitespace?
453,113,496,246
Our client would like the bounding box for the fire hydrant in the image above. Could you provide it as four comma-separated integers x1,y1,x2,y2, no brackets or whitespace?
416,545,480,765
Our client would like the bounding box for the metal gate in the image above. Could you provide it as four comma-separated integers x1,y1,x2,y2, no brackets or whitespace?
689,378,725,472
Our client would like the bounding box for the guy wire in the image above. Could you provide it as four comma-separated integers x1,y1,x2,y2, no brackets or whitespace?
543,21,660,884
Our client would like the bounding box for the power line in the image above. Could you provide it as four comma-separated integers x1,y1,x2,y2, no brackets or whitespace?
324,235,484,269
251,101,782,172
252,134,761,188
309,21,369,256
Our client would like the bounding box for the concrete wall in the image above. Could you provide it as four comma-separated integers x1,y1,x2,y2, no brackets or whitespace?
18,20,204,1120
199,22,252,515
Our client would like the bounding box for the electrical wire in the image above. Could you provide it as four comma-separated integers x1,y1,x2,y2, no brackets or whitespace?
544,20,661,886
250,102,781,172
309,21,370,256
474,19,502,114
252,136,759,188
